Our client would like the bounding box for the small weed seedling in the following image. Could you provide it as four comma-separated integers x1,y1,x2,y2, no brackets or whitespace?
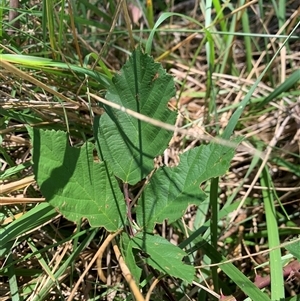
30,47,238,298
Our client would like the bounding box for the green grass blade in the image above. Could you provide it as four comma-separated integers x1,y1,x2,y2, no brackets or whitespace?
0,203,57,248
241,3,252,72
218,8,237,75
258,70,300,108
222,22,300,140
30,228,98,301
146,12,206,55
261,167,285,300
7,253,21,301
58,0,65,49
203,0,216,115
272,156,300,177
212,0,228,34
42,0,47,50
145,12,175,54
45,0,56,57
78,0,112,23
0,230,93,275
0,0,3,38
179,202,240,251
0,54,112,88
199,239,271,301
272,0,286,33
27,238,56,282
210,177,220,292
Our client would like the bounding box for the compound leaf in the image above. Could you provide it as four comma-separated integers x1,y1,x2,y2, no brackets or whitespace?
132,232,194,283
31,129,126,231
95,47,177,185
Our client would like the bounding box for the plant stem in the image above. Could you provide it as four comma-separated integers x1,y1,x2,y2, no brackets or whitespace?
210,177,220,294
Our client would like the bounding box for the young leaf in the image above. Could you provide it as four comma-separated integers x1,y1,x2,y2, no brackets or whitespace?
31,129,126,231
137,141,239,229
132,232,194,283
95,47,177,185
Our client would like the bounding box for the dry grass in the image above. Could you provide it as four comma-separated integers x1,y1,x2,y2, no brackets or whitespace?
1,0,300,300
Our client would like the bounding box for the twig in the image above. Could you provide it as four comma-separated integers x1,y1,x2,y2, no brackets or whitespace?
88,93,263,158
145,278,160,301
67,230,122,301
196,236,300,268
234,260,300,300
229,115,291,224
254,260,300,289
123,183,134,236
112,239,145,301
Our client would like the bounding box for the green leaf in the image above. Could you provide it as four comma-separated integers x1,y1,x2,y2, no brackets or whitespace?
31,129,126,231
0,161,31,180
285,238,300,260
285,295,300,301
95,47,177,185
1,54,112,88
258,70,300,108
272,156,300,177
137,141,238,229
132,232,194,283
31,229,99,301
199,238,271,301
0,203,57,256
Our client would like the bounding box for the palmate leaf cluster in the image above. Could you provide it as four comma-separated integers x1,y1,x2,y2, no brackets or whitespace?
31,48,237,283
